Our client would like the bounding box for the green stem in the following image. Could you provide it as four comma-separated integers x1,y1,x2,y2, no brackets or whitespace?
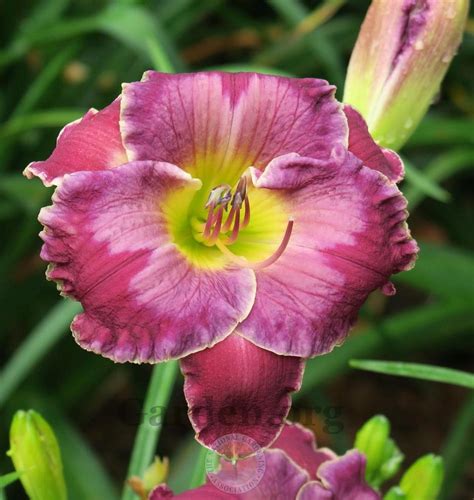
440,392,474,499
121,361,179,500
188,446,209,489
0,300,81,408
120,22,179,500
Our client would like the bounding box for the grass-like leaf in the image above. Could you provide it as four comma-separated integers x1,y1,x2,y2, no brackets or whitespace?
0,109,85,139
298,301,474,396
404,148,474,209
0,300,81,408
403,159,450,204
0,471,20,489
349,360,474,389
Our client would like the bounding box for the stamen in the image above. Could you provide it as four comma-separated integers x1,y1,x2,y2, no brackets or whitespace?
202,175,251,246
242,196,250,228
235,175,247,202
225,208,240,245
222,205,237,233
214,239,249,267
207,206,224,245
214,218,294,270
203,203,216,239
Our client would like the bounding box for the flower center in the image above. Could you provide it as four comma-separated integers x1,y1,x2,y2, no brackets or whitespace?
192,175,293,270
163,171,292,270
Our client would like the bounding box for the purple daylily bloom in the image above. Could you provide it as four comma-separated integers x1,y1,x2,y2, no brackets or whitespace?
149,422,380,499
27,71,417,451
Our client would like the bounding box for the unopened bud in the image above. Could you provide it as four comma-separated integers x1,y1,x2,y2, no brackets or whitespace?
8,410,67,500
355,414,403,487
344,0,469,150
399,454,444,500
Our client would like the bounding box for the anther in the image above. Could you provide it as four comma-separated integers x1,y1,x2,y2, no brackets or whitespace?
205,184,232,209
203,175,251,246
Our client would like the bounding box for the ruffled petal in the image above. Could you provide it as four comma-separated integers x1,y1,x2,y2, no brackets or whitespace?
239,152,418,357
150,450,308,499
344,105,403,183
180,333,304,453
238,449,309,499
298,450,380,500
39,161,256,363
271,422,336,479
297,482,333,500
121,71,347,183
149,483,232,499
24,98,127,186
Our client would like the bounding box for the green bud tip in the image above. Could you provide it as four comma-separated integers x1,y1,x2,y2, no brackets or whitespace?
8,410,67,500
399,454,444,500
344,0,469,150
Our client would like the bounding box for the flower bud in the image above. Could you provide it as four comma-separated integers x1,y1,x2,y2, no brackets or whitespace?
399,454,444,500
142,456,169,492
354,414,403,487
344,0,469,150
8,410,67,500
127,456,170,499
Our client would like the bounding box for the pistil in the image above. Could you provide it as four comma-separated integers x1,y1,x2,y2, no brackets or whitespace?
214,219,294,270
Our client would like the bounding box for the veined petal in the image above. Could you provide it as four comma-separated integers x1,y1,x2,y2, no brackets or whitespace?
149,450,308,499
239,449,309,499
180,333,304,453
121,71,347,187
271,422,336,479
149,483,232,499
24,98,127,186
298,451,380,500
297,483,332,500
239,152,418,357
344,105,404,183
39,161,256,363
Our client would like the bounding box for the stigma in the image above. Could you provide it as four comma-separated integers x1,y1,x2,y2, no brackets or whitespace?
200,175,293,270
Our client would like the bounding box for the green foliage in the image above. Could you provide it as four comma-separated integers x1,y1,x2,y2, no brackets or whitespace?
350,360,474,389
0,472,20,489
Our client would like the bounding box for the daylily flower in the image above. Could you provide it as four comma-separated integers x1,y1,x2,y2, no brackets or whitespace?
148,421,380,499
26,71,417,451
344,0,469,149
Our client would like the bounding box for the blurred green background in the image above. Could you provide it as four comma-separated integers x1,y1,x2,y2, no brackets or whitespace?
0,0,473,499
